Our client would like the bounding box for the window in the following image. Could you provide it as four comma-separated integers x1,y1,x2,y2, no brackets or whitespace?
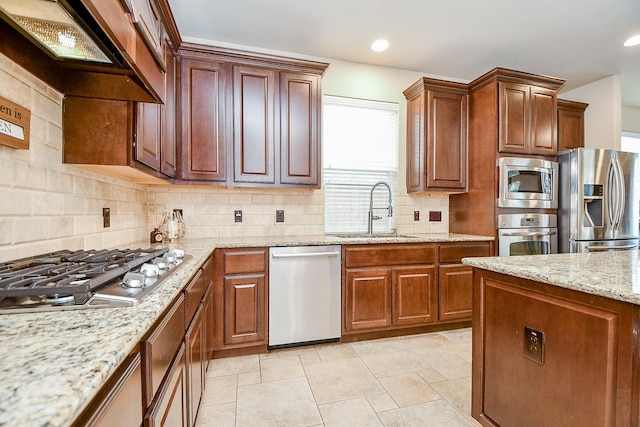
323,96,399,234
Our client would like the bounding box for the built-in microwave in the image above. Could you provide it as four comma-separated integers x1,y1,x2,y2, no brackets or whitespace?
497,157,558,209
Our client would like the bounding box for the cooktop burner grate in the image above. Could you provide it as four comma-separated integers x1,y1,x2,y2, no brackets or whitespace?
0,247,187,313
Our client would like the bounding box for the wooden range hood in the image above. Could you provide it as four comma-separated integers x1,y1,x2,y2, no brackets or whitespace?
0,0,180,103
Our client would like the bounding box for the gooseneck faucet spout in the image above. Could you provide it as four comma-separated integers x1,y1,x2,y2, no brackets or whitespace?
368,181,393,235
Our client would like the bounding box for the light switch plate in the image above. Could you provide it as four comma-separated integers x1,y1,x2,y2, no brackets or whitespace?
276,210,285,223
234,210,242,223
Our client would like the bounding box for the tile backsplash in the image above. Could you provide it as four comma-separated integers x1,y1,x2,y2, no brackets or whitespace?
0,54,149,262
0,53,449,262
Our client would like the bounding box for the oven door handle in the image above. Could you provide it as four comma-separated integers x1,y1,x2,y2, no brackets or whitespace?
500,231,557,237
585,244,637,251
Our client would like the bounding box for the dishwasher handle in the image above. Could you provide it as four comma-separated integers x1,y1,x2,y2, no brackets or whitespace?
271,251,341,259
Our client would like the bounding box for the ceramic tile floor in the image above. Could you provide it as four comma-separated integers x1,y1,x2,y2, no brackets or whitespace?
196,328,481,427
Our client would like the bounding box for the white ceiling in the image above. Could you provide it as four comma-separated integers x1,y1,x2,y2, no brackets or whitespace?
167,0,640,108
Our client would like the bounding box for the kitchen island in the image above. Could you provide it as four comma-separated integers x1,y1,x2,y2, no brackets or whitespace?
0,232,491,427
463,251,640,427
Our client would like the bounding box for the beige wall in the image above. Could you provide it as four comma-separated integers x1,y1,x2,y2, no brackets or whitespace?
560,75,622,150
622,106,640,133
0,54,149,262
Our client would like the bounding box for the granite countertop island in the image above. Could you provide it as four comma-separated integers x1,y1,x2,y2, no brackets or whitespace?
0,232,492,427
462,250,640,305
464,249,640,426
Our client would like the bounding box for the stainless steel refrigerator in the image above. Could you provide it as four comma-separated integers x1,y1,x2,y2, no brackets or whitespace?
558,148,639,252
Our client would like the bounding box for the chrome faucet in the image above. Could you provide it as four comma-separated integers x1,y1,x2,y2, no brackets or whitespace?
368,181,393,235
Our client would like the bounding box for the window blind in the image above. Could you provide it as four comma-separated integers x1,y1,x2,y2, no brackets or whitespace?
323,96,399,234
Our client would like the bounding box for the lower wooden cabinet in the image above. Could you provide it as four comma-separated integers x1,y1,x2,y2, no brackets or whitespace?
78,352,143,427
393,266,438,326
438,242,492,322
343,241,491,338
344,267,392,330
186,305,205,427
213,248,268,356
343,244,438,334
144,345,188,427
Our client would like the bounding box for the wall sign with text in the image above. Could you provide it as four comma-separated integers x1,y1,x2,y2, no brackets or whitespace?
0,96,30,150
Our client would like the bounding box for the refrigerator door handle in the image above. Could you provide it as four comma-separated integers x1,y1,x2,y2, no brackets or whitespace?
606,158,616,227
614,158,626,229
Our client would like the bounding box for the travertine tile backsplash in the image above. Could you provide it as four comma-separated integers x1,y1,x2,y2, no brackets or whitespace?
0,54,149,262
0,53,449,262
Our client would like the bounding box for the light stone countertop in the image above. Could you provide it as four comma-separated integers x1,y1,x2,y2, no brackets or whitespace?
0,233,492,427
463,250,640,305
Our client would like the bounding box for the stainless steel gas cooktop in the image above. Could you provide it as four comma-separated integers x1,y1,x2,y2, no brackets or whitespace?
0,247,189,314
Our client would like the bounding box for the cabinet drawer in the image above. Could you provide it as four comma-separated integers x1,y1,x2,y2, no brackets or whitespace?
344,244,436,268
81,352,143,427
142,294,185,407
184,269,204,327
223,249,267,274
144,344,188,427
439,242,491,264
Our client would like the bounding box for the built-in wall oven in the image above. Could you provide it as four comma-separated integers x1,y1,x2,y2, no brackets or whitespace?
497,157,559,209
498,213,558,256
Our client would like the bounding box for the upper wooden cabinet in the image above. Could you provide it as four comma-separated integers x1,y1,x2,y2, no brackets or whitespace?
232,65,277,184
404,78,468,193
499,81,558,155
179,57,229,182
177,44,328,188
557,99,588,151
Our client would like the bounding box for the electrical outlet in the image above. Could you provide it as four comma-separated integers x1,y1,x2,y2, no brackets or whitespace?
524,326,545,364
102,208,110,228
234,210,242,223
429,211,442,222
276,210,285,223
414,211,420,221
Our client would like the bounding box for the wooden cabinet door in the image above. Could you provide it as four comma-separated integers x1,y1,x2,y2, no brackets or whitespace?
499,81,529,154
557,99,588,151
406,89,426,193
392,265,438,326
427,89,467,190
144,345,188,427
160,39,176,177
130,0,164,67
203,283,214,365
344,268,392,331
135,102,162,170
142,295,185,407
180,58,228,181
84,352,143,427
223,274,266,345
499,82,557,155
528,86,557,155
185,306,204,427
279,72,320,186
438,264,473,321
232,65,276,184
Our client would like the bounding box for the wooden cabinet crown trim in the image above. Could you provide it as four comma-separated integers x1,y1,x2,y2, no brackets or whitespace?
178,42,329,74
403,77,468,99
469,67,566,92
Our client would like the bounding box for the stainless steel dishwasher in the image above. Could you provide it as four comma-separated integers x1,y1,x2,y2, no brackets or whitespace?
269,245,342,348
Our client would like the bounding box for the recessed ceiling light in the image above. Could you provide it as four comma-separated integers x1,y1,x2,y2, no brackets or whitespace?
371,39,389,52
624,35,640,47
